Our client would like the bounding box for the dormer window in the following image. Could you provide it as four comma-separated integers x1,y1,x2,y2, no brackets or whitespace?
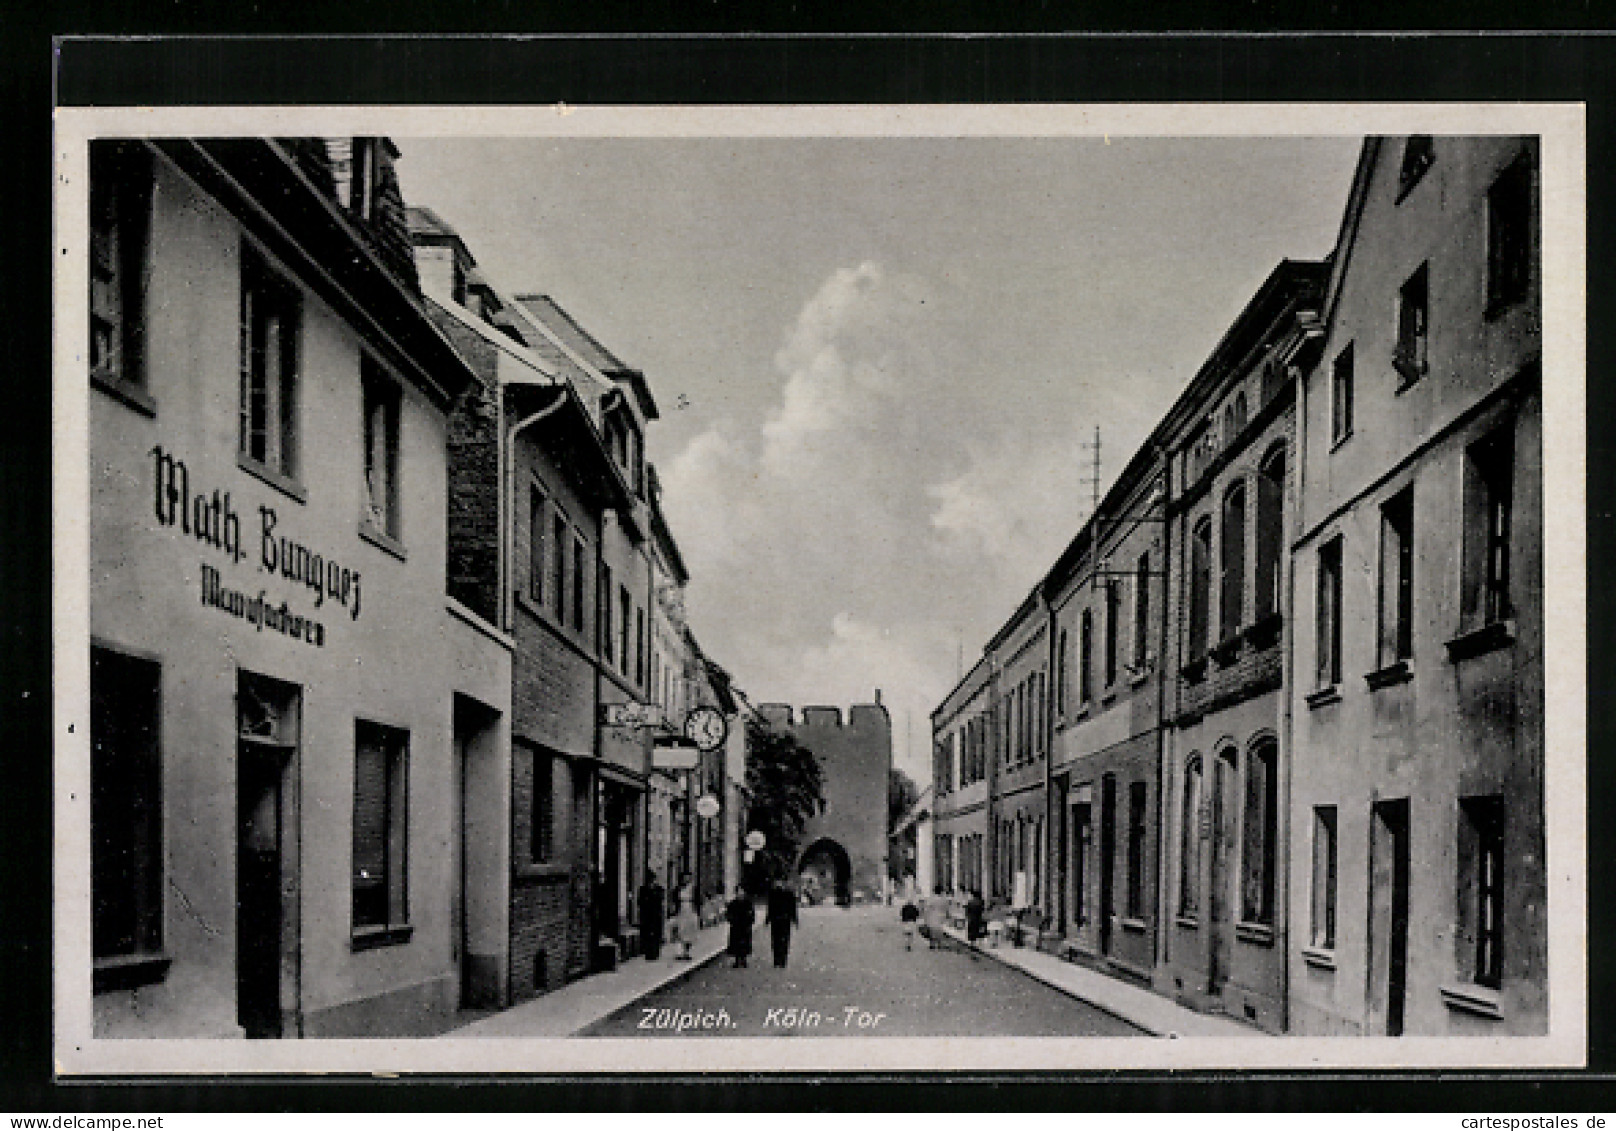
330,138,383,222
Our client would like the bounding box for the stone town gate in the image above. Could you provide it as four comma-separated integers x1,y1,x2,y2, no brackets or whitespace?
754,701,891,902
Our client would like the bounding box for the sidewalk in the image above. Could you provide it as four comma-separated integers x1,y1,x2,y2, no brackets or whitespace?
940,925,1262,1039
447,922,730,1038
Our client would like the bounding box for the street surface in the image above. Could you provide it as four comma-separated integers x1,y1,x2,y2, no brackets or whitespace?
581,903,1144,1038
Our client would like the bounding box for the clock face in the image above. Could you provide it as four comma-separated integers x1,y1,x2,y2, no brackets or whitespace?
685,706,728,752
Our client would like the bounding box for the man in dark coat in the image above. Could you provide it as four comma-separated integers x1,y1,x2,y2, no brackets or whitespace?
637,870,665,961
966,888,986,943
725,889,754,968
765,880,800,968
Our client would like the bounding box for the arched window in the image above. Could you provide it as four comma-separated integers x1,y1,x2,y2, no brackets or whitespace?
1220,481,1247,640
1241,738,1279,926
1231,391,1248,435
1179,757,1203,917
1079,609,1093,702
1188,518,1213,661
1255,446,1286,621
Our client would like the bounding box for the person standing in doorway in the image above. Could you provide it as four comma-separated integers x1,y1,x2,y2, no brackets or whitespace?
725,887,754,968
766,879,799,968
671,874,700,959
637,870,665,961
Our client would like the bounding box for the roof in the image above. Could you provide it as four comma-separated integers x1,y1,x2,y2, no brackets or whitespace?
516,295,661,422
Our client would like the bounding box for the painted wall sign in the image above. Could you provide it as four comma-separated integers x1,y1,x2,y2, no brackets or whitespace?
152,444,364,624
200,562,325,646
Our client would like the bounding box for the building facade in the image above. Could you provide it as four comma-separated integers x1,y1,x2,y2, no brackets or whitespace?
931,656,994,899
88,137,510,1037
986,596,1049,913
1156,261,1326,1031
1286,136,1545,1036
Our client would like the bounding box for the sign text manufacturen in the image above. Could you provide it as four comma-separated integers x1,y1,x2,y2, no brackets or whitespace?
152,445,366,647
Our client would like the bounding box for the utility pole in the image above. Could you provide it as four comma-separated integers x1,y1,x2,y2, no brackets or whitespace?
1079,425,1103,519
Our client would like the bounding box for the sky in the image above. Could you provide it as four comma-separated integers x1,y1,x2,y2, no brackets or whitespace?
395,135,1362,783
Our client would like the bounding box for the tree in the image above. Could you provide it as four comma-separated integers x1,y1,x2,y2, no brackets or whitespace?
743,718,825,892
888,767,921,883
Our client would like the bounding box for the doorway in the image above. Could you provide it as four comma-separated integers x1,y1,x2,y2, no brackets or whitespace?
1071,797,1091,938
236,672,300,1039
1099,774,1116,956
1370,798,1412,1035
1208,749,1238,996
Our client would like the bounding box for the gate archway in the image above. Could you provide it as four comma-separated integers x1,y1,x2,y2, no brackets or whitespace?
798,838,853,906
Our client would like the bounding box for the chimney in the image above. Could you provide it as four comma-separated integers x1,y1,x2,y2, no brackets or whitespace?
874,688,883,706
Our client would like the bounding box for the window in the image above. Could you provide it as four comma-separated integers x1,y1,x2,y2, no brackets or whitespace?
1458,796,1505,988
1056,629,1068,716
329,138,382,221
1126,780,1148,919
1255,448,1285,622
240,245,301,479
353,722,409,932
1035,671,1046,756
599,563,613,658
1179,759,1202,918
1379,487,1415,665
1241,739,1278,926
1395,264,1429,386
1133,553,1151,667
89,141,154,393
1331,344,1354,446
362,358,401,538
1220,482,1247,641
1103,581,1120,687
1487,151,1534,315
551,514,567,621
636,606,647,687
1224,391,1247,442
1463,427,1515,629
528,487,546,605
1398,135,1435,196
529,749,554,864
1310,806,1338,949
91,646,163,967
571,536,586,633
1316,537,1344,687
619,587,632,674
1079,609,1093,703
1188,518,1212,663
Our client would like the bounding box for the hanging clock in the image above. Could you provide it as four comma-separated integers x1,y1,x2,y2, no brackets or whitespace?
684,705,729,752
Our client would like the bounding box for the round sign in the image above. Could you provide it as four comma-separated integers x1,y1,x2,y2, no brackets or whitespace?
743,848,755,863
695,794,720,820
745,830,766,851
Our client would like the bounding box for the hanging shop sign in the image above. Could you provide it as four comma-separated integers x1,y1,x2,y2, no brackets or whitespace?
651,735,700,772
695,794,721,820
151,445,367,647
745,830,766,851
601,701,665,729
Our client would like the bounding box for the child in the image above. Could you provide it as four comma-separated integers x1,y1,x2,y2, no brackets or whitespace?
900,899,920,950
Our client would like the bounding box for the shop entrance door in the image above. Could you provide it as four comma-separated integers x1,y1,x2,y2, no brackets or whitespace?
1099,774,1116,956
236,672,300,1039
1208,750,1238,997
1370,798,1411,1036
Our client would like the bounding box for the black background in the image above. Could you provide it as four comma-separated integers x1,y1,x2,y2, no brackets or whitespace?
11,23,1614,1113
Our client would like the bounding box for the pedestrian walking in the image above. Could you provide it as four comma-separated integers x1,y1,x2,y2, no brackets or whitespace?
725,888,755,968
636,870,665,961
669,875,700,960
923,885,948,950
899,898,919,950
966,888,986,944
766,879,799,968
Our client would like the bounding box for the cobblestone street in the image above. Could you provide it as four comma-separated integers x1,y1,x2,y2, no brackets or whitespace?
579,904,1144,1038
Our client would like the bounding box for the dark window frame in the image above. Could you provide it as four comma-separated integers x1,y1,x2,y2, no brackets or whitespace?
352,720,410,934
91,645,164,969
1379,486,1416,665
361,356,402,541
1331,343,1355,447
1487,151,1535,317
89,140,155,399
239,243,303,482
1311,805,1338,950
1395,263,1430,388
1317,537,1344,688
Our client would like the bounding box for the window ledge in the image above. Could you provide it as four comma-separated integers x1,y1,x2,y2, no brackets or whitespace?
1365,659,1413,691
1129,663,1153,688
1440,982,1504,1020
514,861,573,882
1120,917,1148,935
359,521,408,562
1211,636,1243,668
1175,915,1200,931
1073,703,1092,721
91,372,157,417
1244,613,1283,650
1446,619,1516,663
1181,657,1208,685
1392,355,1427,390
1305,684,1342,709
93,951,172,994
1484,295,1525,323
1099,689,1117,707
1330,429,1353,453
237,453,307,505
351,924,414,952
1235,921,1276,947
1301,945,1337,971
